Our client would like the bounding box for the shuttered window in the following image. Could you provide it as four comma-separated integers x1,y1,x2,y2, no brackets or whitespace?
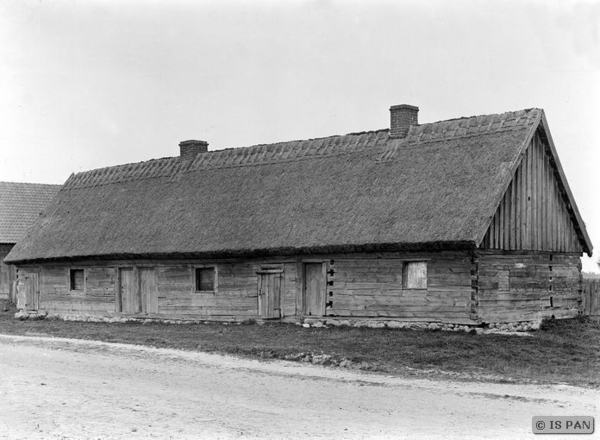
195,267,216,292
402,261,427,289
70,269,84,291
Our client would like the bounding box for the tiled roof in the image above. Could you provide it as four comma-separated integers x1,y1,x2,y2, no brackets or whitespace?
0,182,61,243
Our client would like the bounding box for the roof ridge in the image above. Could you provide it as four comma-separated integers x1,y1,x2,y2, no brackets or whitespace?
423,108,540,126
403,108,541,144
208,130,376,155
63,108,541,190
0,181,61,187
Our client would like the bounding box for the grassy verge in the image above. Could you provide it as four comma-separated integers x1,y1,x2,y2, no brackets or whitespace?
0,305,598,388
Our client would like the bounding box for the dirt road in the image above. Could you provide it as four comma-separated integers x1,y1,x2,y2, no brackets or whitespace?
0,334,597,440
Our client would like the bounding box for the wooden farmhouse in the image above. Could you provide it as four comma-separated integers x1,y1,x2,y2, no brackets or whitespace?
5,105,593,328
0,182,61,304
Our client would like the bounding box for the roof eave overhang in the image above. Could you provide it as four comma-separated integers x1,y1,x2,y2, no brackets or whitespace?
6,241,478,265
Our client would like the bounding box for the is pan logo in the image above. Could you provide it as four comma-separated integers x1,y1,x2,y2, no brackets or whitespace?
532,417,594,434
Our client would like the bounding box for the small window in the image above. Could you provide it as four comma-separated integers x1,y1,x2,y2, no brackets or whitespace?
195,267,216,292
70,269,84,291
402,261,427,289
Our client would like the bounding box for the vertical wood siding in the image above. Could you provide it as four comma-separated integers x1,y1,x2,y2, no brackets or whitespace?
476,251,582,322
582,279,600,318
0,244,14,300
482,132,582,253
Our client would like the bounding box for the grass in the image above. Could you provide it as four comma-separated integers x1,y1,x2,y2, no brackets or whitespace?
0,305,598,388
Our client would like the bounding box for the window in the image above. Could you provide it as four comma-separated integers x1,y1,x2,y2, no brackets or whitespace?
195,267,216,292
402,261,427,289
70,269,84,291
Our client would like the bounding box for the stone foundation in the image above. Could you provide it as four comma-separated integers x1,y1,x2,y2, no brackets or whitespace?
15,310,543,332
302,317,542,332
14,310,47,320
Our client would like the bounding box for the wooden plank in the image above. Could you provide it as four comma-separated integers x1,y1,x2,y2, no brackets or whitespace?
156,307,257,317
548,163,554,251
525,141,532,249
329,309,470,319
162,291,257,300
140,267,158,314
295,261,303,316
304,262,325,316
43,295,116,303
508,180,514,250
119,268,136,313
517,149,524,249
160,298,256,309
279,262,296,318
539,140,545,250
43,300,116,312
541,147,547,251
24,272,39,311
560,208,566,252
274,272,282,318
497,196,503,248
257,271,282,318
504,181,510,249
548,152,555,251
530,135,536,250
532,136,538,250
403,261,427,289
538,137,544,250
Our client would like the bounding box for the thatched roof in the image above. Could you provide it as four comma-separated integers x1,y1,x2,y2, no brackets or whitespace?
5,108,592,263
0,182,61,244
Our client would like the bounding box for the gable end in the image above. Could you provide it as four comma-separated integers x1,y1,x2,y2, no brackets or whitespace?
481,123,590,255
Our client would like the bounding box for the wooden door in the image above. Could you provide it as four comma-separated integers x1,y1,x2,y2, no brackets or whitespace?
304,263,325,316
24,272,40,311
8,264,17,305
257,270,282,319
118,268,140,314
139,267,158,314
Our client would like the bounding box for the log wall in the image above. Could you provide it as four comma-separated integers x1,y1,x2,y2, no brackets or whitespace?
14,259,302,320
155,262,298,319
482,132,583,253
22,266,116,314
14,251,475,322
16,249,583,324
475,251,582,322
328,251,473,322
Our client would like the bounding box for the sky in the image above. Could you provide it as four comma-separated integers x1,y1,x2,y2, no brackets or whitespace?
1,0,599,271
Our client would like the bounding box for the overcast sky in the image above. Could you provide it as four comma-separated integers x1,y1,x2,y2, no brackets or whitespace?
1,0,598,271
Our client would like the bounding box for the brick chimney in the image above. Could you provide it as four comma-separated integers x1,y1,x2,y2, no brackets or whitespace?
389,104,419,138
179,140,208,160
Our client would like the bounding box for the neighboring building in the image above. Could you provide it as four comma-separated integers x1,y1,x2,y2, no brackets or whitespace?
5,105,593,327
0,182,61,303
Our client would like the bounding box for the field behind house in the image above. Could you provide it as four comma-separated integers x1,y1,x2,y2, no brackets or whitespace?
0,306,598,388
